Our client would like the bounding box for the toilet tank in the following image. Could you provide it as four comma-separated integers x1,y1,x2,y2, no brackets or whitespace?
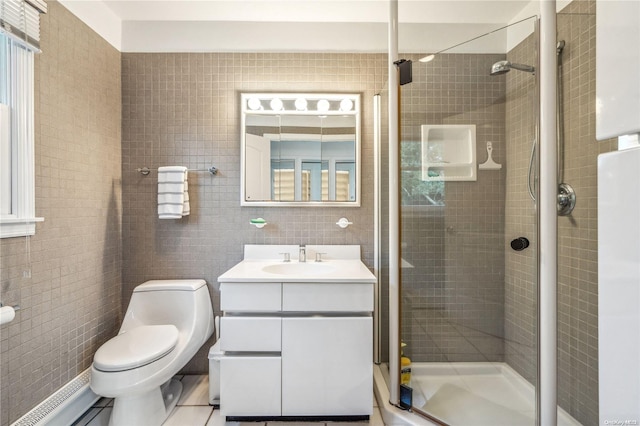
122,279,213,337
134,279,207,293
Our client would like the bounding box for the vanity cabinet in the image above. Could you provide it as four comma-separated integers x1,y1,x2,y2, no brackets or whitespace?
218,281,373,419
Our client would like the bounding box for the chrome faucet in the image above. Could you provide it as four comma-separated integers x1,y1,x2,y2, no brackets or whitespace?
299,246,306,263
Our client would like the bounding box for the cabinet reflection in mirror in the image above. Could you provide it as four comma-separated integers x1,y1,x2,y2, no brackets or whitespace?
241,93,361,206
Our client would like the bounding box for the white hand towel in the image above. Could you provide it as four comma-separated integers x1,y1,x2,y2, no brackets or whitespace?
158,166,189,219
182,176,190,216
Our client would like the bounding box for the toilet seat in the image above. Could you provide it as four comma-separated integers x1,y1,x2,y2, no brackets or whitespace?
93,325,179,372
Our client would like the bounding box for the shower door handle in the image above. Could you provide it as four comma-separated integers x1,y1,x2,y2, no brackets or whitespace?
510,237,530,251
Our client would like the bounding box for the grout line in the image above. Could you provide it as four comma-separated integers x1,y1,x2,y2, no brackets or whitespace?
204,407,215,425
72,406,103,426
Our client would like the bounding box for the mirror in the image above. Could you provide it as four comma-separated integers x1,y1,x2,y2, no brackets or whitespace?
241,93,361,206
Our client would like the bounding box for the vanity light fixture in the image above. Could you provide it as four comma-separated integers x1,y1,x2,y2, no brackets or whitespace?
242,94,360,115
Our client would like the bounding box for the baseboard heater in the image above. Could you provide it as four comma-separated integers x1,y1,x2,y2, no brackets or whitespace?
11,368,100,426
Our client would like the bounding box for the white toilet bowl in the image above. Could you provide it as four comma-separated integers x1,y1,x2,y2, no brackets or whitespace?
90,279,214,426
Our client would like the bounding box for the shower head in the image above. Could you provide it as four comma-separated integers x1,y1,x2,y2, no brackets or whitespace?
490,60,535,76
557,40,565,55
490,60,511,75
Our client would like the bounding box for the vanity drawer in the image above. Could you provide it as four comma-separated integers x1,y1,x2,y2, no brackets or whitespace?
220,317,282,352
282,283,374,312
220,282,282,311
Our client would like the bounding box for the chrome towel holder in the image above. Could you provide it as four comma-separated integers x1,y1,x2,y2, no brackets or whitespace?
135,166,218,176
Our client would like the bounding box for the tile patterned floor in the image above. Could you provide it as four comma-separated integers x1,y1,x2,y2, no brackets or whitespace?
73,375,385,426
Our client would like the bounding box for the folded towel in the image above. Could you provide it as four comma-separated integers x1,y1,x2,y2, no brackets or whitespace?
182,179,190,215
158,166,190,219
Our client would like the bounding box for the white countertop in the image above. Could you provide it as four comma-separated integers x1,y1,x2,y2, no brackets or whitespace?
218,259,376,283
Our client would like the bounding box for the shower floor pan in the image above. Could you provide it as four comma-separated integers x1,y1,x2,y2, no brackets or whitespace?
375,362,581,426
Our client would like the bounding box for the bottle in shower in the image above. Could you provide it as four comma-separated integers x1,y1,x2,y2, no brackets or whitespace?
401,342,412,385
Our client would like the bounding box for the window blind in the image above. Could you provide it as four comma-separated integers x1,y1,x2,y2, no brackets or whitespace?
0,31,42,238
0,0,46,51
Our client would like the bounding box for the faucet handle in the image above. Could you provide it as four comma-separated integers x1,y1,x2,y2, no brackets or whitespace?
279,252,291,262
315,252,327,262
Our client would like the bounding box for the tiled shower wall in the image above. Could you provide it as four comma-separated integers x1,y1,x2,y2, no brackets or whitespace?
0,2,122,425
504,1,618,424
120,52,386,372
556,1,615,423
399,53,507,362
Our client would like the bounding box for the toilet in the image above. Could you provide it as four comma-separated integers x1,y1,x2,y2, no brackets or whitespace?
90,279,214,426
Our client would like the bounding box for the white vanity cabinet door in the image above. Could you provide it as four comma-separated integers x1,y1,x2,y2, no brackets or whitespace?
282,283,373,312
220,356,281,417
281,317,373,416
220,282,281,312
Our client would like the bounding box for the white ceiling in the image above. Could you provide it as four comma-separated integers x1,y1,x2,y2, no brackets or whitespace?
58,0,560,53
100,1,531,24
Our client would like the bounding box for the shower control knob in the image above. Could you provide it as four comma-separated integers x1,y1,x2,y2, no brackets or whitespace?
510,237,530,251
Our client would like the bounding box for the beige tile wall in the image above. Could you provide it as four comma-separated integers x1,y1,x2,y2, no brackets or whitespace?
120,52,386,372
556,1,616,423
0,2,122,425
505,1,618,424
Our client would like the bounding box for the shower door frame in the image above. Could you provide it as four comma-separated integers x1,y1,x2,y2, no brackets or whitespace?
384,1,559,424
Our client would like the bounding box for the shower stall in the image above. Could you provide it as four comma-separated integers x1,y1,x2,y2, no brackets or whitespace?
374,1,600,424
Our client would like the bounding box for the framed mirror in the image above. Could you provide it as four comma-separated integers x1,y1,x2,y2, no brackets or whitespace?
241,93,361,207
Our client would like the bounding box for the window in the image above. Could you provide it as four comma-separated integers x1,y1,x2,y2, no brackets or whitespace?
1,103,10,216
401,141,445,206
0,0,47,238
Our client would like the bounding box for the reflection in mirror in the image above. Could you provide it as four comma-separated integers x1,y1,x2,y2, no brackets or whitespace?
241,93,360,206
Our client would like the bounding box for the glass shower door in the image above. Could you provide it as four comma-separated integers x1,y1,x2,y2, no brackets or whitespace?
397,17,540,425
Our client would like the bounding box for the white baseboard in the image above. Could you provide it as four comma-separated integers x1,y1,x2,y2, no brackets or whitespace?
11,368,100,426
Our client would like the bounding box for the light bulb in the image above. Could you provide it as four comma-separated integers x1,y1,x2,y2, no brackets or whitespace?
317,99,330,112
295,98,308,111
339,98,353,112
248,98,262,110
270,98,283,111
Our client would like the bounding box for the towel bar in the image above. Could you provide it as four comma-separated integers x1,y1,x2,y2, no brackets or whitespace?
136,166,218,176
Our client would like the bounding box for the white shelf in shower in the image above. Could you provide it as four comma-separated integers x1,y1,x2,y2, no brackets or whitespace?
421,124,477,181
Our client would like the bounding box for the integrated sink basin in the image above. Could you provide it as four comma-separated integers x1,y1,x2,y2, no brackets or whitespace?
217,245,377,283
262,262,336,276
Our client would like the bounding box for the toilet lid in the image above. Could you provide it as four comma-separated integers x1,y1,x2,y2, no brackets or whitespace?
93,325,179,372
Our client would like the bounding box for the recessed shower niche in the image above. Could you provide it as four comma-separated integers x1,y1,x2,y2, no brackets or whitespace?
421,124,477,181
